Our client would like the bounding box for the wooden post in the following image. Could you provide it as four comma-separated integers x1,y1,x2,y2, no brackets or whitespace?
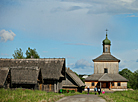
54,81,56,92
110,82,111,90
57,81,59,93
100,82,101,88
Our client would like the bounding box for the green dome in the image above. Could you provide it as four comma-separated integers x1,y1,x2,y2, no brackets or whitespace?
103,34,111,45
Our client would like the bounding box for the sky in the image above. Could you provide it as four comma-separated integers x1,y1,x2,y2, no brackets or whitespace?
0,0,138,74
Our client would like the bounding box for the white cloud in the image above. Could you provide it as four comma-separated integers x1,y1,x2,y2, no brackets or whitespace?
67,59,94,74
127,15,138,17
115,49,138,72
0,29,16,42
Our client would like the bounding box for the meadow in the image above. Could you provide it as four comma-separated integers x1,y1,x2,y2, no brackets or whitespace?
100,90,138,102
0,88,82,102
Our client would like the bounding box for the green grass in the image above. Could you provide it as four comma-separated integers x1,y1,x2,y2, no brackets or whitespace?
0,88,82,102
99,90,138,102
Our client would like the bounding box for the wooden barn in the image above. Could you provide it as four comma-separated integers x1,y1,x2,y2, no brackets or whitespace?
85,33,128,91
0,58,66,92
62,68,85,92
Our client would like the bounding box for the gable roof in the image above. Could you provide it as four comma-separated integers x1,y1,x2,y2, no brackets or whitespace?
62,68,85,87
11,67,40,84
0,68,9,87
0,58,66,80
93,53,120,62
85,73,128,82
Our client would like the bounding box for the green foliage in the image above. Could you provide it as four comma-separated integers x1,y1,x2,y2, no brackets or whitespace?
119,68,138,89
129,70,138,89
12,48,25,59
100,90,138,102
25,47,40,58
61,89,75,93
0,88,83,102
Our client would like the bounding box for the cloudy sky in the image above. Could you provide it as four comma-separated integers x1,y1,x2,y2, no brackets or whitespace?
0,0,138,74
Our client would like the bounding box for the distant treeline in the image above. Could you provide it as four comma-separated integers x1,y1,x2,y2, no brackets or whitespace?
119,68,138,89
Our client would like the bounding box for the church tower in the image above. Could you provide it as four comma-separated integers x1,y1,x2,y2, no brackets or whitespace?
103,33,111,53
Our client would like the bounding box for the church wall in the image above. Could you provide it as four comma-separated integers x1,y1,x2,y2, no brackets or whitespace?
112,82,127,89
85,81,98,89
94,62,119,74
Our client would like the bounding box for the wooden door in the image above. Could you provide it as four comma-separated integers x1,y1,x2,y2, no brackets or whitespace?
39,84,42,90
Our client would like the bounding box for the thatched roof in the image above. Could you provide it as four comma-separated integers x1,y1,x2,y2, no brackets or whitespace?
85,73,128,82
93,53,120,62
62,68,85,87
0,68,9,87
11,67,39,84
0,58,65,80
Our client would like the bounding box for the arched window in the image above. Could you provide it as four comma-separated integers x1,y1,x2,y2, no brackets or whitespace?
106,47,108,52
104,68,108,73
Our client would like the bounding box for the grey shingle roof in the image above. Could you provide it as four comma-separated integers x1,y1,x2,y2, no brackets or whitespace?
11,67,39,84
62,68,85,87
0,58,66,80
0,68,9,87
85,74,104,81
85,73,128,82
93,53,120,62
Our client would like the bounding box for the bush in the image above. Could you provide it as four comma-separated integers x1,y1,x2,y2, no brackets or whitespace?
61,89,75,93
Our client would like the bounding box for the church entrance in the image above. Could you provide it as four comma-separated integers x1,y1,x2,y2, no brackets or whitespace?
101,82,110,88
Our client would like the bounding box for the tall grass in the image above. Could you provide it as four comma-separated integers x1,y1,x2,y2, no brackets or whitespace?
0,88,64,102
0,88,83,102
100,90,138,102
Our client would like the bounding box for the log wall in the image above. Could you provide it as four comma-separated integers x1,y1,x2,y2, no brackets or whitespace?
94,62,119,74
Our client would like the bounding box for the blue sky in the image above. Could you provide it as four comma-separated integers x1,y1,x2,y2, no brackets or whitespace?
0,0,138,74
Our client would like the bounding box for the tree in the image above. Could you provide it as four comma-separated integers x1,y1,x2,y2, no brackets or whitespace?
119,68,133,88
25,47,40,58
12,48,24,59
129,70,138,89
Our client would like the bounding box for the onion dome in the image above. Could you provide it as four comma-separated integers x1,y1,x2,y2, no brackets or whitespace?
103,34,111,45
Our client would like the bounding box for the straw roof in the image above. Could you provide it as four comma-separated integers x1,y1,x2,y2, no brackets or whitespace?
85,73,128,82
0,68,9,87
11,67,39,84
0,58,65,80
93,53,120,62
62,68,85,87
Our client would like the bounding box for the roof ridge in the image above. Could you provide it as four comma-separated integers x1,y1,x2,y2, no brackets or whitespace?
98,73,107,81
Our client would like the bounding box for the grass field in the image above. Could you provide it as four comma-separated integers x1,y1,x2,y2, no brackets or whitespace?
100,90,138,102
1,88,138,102
0,88,82,102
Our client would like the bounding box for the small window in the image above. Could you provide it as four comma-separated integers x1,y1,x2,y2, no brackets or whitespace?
92,82,95,86
106,47,108,52
117,82,120,86
104,68,108,73
112,82,114,86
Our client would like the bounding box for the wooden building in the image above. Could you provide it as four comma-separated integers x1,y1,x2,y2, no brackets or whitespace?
0,58,66,92
85,33,128,91
62,68,85,92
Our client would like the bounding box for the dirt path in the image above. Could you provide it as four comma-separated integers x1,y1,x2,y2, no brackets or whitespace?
56,94,106,102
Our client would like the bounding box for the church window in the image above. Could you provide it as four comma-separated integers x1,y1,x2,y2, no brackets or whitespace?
112,82,114,86
104,68,108,73
117,82,120,86
106,47,108,52
92,82,95,86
